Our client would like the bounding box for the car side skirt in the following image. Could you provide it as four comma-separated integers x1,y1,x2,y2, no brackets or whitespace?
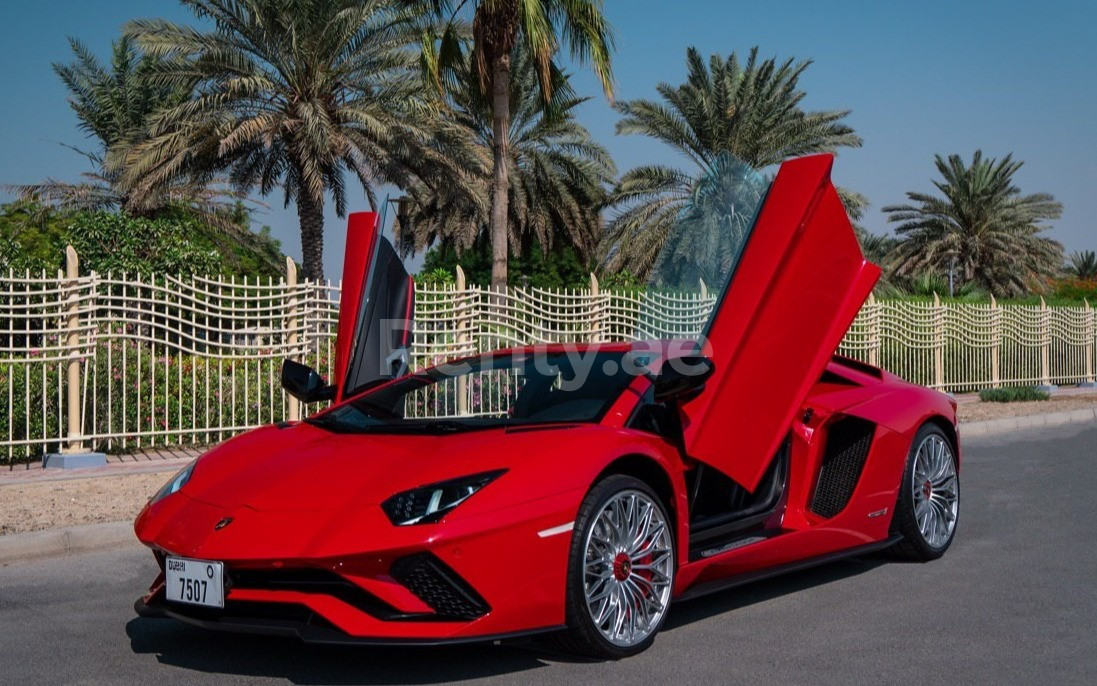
675,534,902,603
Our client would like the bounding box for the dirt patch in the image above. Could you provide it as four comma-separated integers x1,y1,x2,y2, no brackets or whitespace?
957,397,1097,423
0,472,164,536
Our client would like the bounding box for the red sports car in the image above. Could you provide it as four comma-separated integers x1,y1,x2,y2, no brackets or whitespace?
134,154,960,658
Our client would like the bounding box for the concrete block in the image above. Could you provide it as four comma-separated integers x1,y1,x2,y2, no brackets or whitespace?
42,452,107,469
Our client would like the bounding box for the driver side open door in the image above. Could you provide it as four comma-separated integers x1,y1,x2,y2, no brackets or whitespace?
331,212,415,403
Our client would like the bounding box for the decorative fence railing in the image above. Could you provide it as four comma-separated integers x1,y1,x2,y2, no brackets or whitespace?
2,248,1095,465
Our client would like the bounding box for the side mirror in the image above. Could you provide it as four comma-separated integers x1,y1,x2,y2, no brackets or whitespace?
653,355,715,404
281,359,335,404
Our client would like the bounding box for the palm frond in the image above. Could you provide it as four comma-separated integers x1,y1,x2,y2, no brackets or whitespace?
400,47,613,261
121,0,439,279
603,46,862,279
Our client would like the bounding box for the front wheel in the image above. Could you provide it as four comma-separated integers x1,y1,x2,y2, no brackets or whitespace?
555,475,675,659
890,424,960,560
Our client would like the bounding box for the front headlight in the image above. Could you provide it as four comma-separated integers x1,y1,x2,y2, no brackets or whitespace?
382,470,506,525
150,460,196,505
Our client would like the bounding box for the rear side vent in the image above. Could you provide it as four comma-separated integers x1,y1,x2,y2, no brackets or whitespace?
390,553,490,620
810,417,876,518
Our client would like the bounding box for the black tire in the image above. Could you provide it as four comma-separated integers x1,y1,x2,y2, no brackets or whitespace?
552,475,675,659
890,423,960,561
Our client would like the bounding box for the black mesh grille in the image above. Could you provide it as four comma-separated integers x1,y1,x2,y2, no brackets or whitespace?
389,553,490,620
810,417,875,518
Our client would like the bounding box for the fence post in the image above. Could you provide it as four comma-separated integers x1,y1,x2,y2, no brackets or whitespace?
866,292,880,367
589,273,603,343
44,246,105,468
933,292,945,390
64,246,84,453
285,257,300,422
455,266,469,417
1038,296,1054,390
1084,298,1095,387
989,295,1001,388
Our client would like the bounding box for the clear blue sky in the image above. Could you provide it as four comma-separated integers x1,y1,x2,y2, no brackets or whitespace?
2,0,1094,279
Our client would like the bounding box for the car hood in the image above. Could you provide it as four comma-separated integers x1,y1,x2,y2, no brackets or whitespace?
179,421,584,513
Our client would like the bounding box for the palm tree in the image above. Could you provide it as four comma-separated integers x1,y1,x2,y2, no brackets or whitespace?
885,151,1063,297
1067,251,1097,279
400,48,614,264
123,0,436,280
424,0,614,287
10,37,235,221
602,47,862,277
856,227,899,266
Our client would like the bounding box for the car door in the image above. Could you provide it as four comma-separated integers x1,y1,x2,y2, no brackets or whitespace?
331,212,415,402
678,154,880,492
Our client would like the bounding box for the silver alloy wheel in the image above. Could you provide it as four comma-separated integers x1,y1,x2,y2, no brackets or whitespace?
911,433,959,549
582,489,674,647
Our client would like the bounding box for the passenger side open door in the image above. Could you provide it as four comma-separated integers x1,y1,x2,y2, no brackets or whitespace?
679,155,880,491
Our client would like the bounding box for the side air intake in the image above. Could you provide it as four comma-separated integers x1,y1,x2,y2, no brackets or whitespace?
390,553,490,620
810,417,876,518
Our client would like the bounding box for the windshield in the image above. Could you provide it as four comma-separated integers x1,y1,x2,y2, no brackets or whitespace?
308,350,647,434
631,154,771,340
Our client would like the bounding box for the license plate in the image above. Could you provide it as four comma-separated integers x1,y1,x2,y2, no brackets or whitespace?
165,556,225,609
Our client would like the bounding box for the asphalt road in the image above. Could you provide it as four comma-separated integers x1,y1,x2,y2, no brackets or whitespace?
2,424,1095,685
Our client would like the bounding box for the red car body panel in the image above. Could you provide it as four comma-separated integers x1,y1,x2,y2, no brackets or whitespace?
134,155,959,645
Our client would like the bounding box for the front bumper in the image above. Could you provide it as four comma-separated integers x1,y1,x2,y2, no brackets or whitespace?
134,488,582,643
134,595,562,646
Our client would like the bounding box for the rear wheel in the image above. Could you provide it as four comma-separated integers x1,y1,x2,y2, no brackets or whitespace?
555,475,675,659
890,424,959,560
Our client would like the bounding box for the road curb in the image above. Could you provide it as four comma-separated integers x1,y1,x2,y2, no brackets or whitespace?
961,407,1097,437
0,522,139,564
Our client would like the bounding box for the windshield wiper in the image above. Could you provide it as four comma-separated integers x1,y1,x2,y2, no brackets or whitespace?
307,414,484,435
419,419,475,433
351,398,398,419
304,414,347,433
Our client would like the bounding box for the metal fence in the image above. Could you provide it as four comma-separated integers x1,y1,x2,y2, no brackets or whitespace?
2,247,1095,465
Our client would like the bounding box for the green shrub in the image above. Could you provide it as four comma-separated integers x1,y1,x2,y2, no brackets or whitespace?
1052,277,1097,302
599,269,644,292
0,337,335,465
420,240,592,289
978,386,1050,403
415,267,455,286
0,202,284,277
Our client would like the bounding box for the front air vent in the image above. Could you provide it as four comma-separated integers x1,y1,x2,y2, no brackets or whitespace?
390,553,490,620
810,417,876,518
229,567,402,619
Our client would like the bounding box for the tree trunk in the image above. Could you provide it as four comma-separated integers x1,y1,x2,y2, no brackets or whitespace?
489,52,512,290
297,191,325,282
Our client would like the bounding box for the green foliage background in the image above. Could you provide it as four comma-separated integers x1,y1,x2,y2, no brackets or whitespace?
978,386,1050,403
420,240,591,289
0,203,284,277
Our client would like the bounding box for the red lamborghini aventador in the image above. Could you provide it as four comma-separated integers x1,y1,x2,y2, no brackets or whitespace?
134,154,960,658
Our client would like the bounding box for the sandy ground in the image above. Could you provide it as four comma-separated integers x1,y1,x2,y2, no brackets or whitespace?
957,396,1097,422
1,399,1095,537
0,472,164,536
